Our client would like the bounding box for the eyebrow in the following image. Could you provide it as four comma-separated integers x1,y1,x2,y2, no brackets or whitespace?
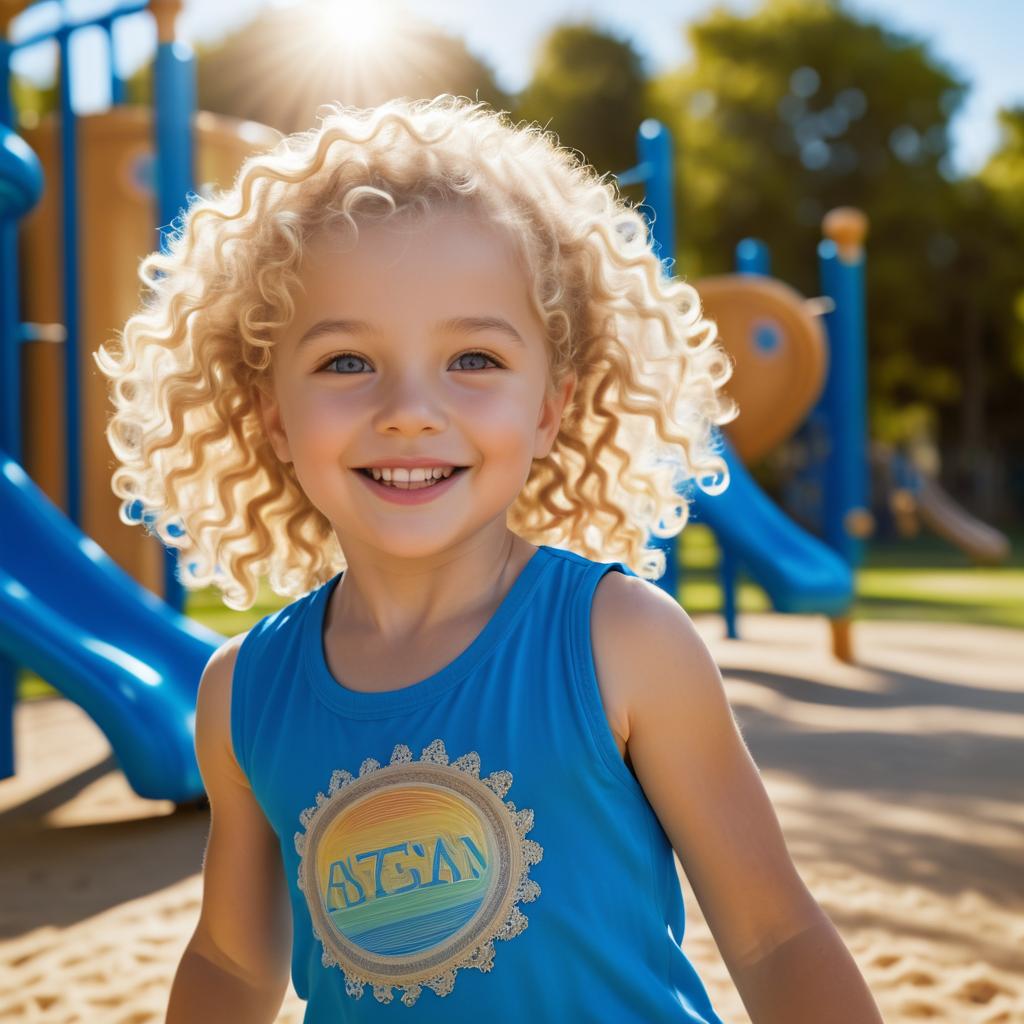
296,315,525,349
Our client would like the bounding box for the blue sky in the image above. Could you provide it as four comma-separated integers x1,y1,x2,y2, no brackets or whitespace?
9,0,1021,177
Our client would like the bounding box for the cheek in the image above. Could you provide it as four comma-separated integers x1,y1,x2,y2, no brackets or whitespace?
464,392,536,462
279,393,359,505
288,390,354,453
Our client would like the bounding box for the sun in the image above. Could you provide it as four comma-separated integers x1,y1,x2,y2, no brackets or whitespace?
297,0,404,62
224,0,448,129
323,2,401,51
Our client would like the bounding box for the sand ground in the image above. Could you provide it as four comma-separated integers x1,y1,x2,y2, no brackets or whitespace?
1,611,1022,1023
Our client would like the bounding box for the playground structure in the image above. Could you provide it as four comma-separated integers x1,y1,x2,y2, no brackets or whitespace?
616,122,1010,659
746,233,1012,568
20,105,280,597
0,0,278,803
616,123,863,659
0,1,1010,804
869,440,1011,564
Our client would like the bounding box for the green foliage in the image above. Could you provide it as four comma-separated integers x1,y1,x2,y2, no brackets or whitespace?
978,108,1024,394
514,24,648,183
980,106,1024,224
10,74,57,125
647,0,981,448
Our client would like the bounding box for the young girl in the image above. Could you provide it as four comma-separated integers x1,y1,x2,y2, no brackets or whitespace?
96,94,883,1023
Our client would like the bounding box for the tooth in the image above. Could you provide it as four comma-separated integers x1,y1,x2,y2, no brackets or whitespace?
364,466,460,489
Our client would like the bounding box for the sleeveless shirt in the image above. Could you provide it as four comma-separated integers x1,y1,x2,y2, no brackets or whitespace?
230,543,727,1023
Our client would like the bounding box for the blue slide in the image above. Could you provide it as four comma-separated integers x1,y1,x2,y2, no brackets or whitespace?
0,452,222,804
689,435,853,616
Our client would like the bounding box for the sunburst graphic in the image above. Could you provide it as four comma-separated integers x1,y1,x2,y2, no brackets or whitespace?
294,739,542,1006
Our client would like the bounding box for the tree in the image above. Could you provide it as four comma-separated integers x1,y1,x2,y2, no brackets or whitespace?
965,106,1024,513
645,0,981,465
515,23,649,185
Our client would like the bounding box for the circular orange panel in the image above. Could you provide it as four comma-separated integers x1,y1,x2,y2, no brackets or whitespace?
692,274,827,464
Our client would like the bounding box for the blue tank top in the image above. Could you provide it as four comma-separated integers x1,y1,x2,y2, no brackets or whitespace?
230,543,727,1023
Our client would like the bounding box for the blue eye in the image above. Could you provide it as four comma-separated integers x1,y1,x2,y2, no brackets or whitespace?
320,350,503,374
452,350,502,371
323,352,369,374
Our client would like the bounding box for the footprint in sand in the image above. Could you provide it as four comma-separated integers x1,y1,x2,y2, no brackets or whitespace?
871,952,903,968
954,976,1013,1005
895,968,937,987
899,998,941,1018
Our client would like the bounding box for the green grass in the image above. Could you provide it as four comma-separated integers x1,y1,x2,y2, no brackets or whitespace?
677,523,1024,630
15,523,1022,701
183,578,292,637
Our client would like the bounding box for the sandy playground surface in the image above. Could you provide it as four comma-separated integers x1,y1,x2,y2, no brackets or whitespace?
1,611,1022,1023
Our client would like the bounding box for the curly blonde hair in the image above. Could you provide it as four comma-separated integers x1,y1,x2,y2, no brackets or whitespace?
94,94,736,611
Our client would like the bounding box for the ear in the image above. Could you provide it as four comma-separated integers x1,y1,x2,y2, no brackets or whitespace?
254,383,293,464
534,370,576,460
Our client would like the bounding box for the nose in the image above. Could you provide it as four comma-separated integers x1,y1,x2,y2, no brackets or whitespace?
370,367,449,434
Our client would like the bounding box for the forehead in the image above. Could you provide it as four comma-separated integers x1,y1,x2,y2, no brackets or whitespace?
300,208,530,311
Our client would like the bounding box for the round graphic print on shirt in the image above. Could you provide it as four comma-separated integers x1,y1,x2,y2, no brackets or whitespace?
294,738,543,1007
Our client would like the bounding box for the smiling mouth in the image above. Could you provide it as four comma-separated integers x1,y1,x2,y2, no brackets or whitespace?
354,467,469,477
354,466,470,489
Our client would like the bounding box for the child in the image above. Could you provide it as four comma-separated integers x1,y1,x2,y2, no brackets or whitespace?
96,95,883,1022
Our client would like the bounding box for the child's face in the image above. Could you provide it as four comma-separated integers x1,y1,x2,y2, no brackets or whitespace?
258,206,575,557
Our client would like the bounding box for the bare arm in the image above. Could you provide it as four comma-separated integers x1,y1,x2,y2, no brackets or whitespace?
594,574,884,1023
167,633,293,1023
727,909,885,1024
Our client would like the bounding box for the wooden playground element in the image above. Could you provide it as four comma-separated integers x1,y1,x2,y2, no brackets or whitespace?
19,107,279,595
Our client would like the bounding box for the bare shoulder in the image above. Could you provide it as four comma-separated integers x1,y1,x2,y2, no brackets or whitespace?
194,631,252,785
590,570,714,758
197,630,249,709
591,568,690,625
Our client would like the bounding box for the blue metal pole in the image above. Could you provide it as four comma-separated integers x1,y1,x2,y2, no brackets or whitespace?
57,24,82,527
0,32,17,782
11,2,150,53
735,237,771,276
0,34,17,457
104,16,126,105
0,106,45,784
151,0,195,613
611,123,688,599
719,543,739,640
817,225,869,568
637,119,675,273
717,238,774,640
0,123,43,460
633,119,684,600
